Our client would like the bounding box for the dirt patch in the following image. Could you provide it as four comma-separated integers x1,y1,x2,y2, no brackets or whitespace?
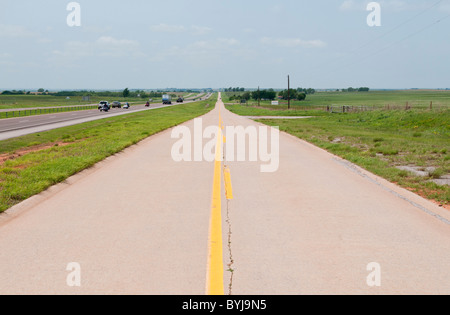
0,142,70,166
404,186,450,211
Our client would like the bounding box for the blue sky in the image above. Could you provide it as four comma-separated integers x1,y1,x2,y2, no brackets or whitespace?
0,0,449,90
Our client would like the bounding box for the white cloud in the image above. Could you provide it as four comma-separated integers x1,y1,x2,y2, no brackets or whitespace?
0,24,37,38
82,25,113,34
150,23,186,33
261,37,326,48
217,38,240,46
339,0,360,11
191,25,213,35
148,37,252,66
51,36,145,60
150,24,213,36
37,38,52,44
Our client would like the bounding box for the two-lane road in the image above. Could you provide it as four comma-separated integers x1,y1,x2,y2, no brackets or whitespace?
0,93,449,294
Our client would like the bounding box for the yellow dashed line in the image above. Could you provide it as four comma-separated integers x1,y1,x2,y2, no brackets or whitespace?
206,114,225,295
224,167,233,201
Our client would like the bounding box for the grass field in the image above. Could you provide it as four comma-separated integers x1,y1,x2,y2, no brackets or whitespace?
0,96,215,213
227,102,450,206
224,90,450,110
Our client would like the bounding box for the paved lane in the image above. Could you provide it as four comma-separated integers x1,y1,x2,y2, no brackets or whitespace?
0,93,449,295
219,100,450,295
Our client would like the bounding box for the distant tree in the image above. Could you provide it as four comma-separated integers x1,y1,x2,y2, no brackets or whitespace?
279,89,307,101
358,87,370,92
253,89,276,101
123,88,130,98
297,87,316,95
241,92,251,101
38,88,45,93
279,89,298,100
265,89,277,100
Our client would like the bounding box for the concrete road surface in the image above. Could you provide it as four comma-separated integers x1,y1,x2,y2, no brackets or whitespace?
0,94,449,295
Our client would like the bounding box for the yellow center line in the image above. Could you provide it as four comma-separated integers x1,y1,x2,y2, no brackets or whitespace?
206,105,225,295
224,167,234,201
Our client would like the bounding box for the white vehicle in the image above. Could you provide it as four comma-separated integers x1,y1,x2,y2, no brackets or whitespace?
162,95,172,105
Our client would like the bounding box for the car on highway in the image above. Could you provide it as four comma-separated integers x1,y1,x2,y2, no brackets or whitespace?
99,103,111,112
177,97,184,103
112,101,122,108
98,101,110,110
162,95,172,105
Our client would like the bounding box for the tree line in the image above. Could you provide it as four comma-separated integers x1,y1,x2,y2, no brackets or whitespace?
224,87,246,92
341,87,370,92
228,87,315,102
0,89,166,99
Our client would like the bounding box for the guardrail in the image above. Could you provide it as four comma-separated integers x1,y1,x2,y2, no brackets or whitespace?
0,105,99,120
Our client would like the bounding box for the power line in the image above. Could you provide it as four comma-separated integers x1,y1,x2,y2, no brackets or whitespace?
314,13,450,81
346,14,450,68
350,0,446,53
306,0,447,74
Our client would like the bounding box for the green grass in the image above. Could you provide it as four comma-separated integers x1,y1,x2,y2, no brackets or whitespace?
0,96,216,213
0,95,148,109
223,90,450,110
226,104,328,117
227,104,450,205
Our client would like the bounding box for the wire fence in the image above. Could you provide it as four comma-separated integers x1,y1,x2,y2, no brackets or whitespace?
228,100,446,113
326,102,442,113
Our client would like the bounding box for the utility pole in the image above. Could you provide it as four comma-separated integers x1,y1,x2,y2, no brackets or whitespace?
287,75,291,110
258,86,260,107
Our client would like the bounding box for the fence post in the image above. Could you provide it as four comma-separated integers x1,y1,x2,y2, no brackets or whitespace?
430,101,433,110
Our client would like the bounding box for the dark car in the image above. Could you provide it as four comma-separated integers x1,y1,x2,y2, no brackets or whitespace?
112,101,122,108
98,101,110,110
177,97,184,103
99,104,110,112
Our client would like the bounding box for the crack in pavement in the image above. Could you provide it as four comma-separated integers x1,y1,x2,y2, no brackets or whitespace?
225,198,235,295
